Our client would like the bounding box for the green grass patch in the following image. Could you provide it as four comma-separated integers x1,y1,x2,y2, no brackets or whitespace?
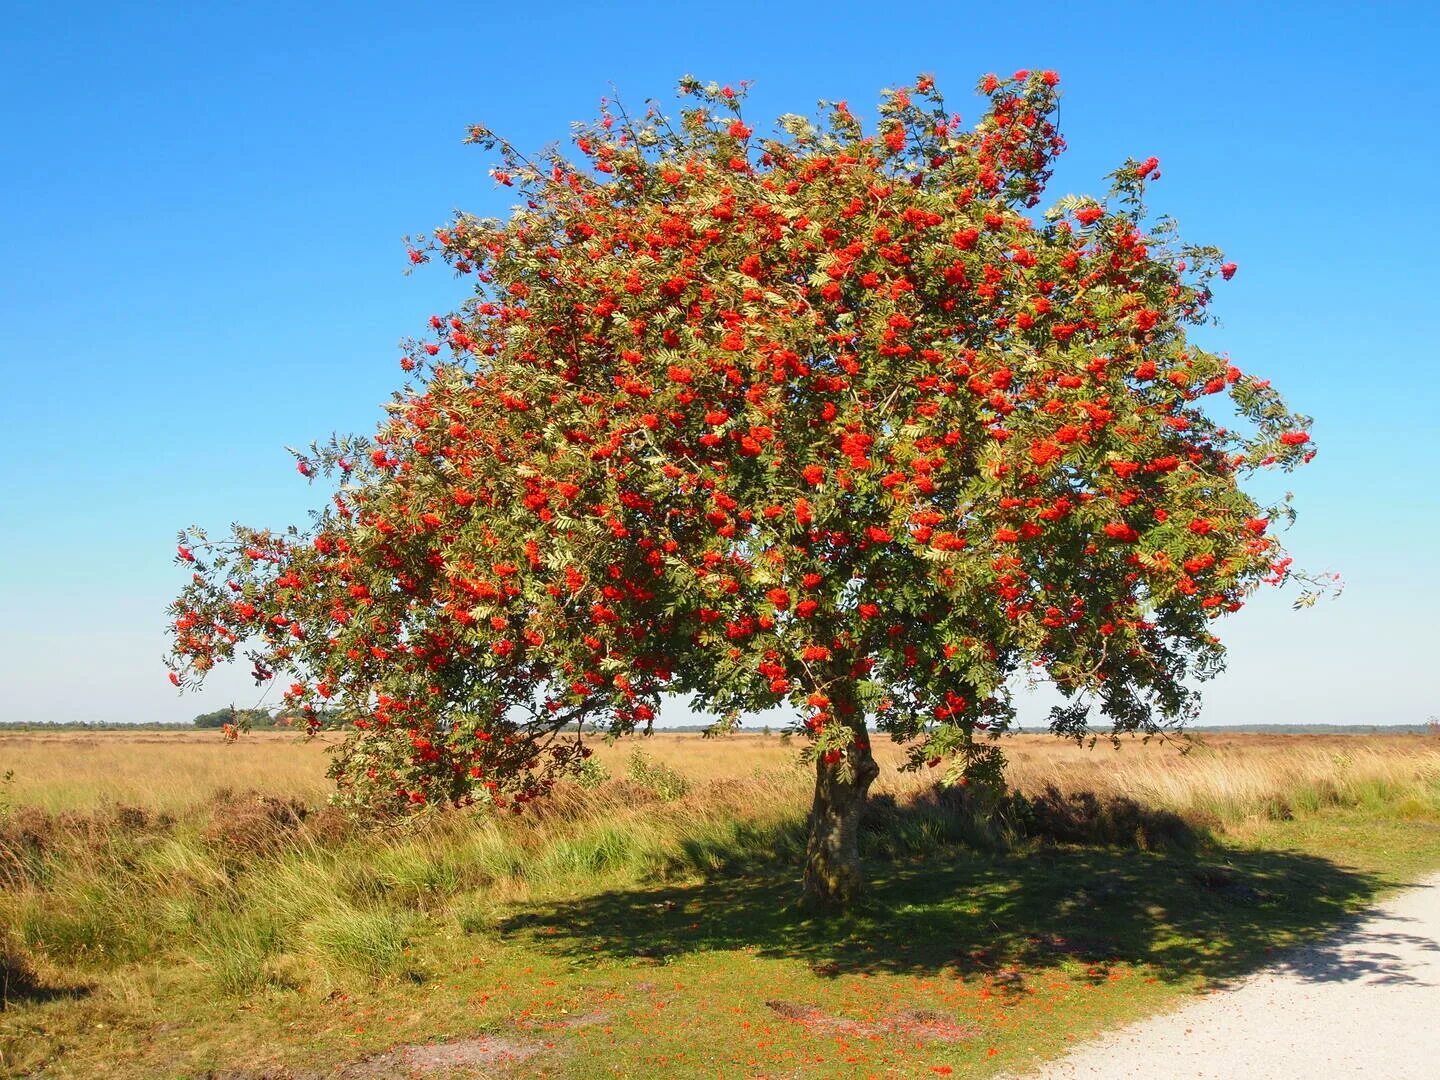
301,906,420,982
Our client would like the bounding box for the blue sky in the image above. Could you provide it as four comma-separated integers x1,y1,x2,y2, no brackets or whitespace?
2,1,1436,727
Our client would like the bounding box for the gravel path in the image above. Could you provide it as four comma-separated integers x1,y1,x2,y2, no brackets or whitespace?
1020,872,1440,1079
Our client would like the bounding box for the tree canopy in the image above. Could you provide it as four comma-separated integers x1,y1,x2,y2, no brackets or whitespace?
168,71,1319,904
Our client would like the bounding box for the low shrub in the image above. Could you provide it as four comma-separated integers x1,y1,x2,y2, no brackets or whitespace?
626,750,691,802
202,791,311,856
572,756,611,789
862,782,1207,856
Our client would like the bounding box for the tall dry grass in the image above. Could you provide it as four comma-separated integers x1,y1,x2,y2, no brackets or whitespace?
5,727,1440,824
3,728,1439,1004
0,730,333,811
0,756,817,998
1003,733,1440,825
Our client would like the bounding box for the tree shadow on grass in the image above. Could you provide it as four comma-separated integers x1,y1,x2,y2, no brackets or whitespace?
3,925,92,1011
1,965,91,1011
498,807,1396,992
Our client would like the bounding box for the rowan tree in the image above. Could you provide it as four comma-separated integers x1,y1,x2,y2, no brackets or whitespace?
168,71,1323,906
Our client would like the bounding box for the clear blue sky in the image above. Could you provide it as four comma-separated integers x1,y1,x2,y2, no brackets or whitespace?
2,1,1436,727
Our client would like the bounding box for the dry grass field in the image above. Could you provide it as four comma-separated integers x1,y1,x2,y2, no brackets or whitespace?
3,727,1440,1079
6,726,1438,829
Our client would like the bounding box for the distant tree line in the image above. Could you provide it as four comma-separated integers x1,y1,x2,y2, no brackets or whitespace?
191,707,327,729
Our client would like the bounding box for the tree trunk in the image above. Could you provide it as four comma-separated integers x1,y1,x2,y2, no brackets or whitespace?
801,720,880,909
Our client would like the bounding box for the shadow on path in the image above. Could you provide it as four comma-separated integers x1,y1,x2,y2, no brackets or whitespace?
1266,905,1439,987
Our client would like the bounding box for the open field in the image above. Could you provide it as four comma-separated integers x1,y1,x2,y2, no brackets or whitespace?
3,729,1440,1078
8,728,1439,825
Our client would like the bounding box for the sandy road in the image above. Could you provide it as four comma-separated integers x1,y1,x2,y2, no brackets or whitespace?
1018,872,1440,1079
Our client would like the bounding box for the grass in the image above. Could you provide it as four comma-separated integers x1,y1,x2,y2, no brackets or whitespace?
0,729,333,812
1,729,1439,1078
